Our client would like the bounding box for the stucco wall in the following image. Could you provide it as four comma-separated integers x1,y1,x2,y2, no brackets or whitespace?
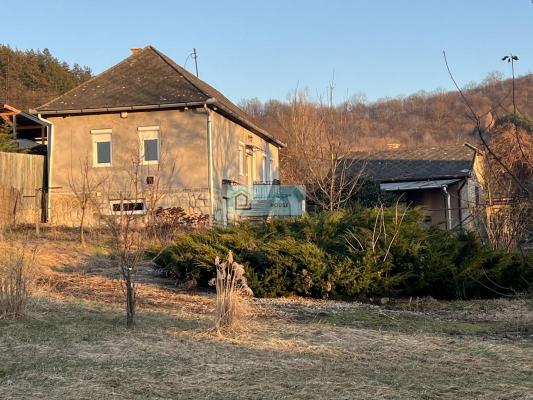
404,181,476,229
47,108,210,226
210,110,280,223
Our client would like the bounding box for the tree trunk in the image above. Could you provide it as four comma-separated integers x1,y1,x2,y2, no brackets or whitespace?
125,269,135,329
79,206,86,246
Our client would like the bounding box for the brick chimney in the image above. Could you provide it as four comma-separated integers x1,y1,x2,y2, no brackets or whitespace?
130,47,142,55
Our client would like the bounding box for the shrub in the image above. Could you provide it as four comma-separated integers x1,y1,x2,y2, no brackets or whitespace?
403,228,533,299
241,238,330,297
153,208,532,300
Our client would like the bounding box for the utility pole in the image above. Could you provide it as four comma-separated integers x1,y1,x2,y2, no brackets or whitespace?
192,48,199,77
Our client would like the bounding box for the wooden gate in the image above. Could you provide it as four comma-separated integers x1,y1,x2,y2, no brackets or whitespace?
0,151,46,225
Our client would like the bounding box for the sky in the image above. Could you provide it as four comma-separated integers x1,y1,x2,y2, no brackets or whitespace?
3,0,532,104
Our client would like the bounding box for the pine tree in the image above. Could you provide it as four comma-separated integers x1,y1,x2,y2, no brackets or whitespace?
0,119,19,152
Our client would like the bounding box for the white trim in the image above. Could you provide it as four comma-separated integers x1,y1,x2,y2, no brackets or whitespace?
238,142,245,176
262,153,269,181
90,128,112,134
138,127,160,165
251,151,256,183
205,107,215,218
91,131,112,167
137,125,160,132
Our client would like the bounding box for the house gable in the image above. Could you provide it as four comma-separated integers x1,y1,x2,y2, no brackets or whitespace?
34,46,284,148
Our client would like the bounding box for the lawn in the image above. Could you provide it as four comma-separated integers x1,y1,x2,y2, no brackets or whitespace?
0,238,532,399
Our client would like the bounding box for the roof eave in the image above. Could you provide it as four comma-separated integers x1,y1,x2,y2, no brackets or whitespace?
378,174,471,183
31,99,216,116
209,102,286,148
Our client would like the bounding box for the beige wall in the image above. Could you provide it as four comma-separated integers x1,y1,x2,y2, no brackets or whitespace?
46,107,282,226
48,108,210,225
210,110,280,222
404,181,475,229
210,111,279,186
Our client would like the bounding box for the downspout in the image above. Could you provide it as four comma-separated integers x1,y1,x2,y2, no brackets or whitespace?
442,185,452,230
457,179,467,228
204,105,215,221
36,114,53,223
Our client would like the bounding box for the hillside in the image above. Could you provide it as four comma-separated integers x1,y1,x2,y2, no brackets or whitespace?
241,73,533,150
1,44,531,149
0,45,92,110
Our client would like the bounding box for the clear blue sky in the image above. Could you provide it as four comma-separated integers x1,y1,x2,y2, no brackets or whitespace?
3,0,532,104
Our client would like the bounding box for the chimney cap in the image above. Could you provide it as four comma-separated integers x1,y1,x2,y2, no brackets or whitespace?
130,47,142,55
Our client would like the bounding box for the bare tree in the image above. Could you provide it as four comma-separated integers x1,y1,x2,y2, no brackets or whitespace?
443,51,532,251
68,157,106,246
278,88,366,211
96,154,146,329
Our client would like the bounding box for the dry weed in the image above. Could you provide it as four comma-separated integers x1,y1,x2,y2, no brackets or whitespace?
0,246,36,318
210,251,253,334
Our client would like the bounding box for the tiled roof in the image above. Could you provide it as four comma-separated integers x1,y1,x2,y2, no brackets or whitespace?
35,46,284,147
353,145,475,182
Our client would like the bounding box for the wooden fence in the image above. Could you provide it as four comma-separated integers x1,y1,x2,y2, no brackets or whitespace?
0,151,46,225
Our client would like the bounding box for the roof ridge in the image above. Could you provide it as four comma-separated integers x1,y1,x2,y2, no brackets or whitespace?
147,45,214,100
148,46,285,147
35,49,142,111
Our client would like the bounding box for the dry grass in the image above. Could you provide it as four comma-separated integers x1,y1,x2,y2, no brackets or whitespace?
212,251,253,334
0,246,35,319
0,235,532,399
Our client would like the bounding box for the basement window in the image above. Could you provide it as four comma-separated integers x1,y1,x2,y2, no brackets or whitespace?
91,129,112,167
138,126,160,165
109,199,146,215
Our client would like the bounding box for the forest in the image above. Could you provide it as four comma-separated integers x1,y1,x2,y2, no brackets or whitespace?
1,44,531,152
0,45,92,110
240,72,533,150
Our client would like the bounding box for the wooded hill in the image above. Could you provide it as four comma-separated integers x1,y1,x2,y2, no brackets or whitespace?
1,44,531,149
0,45,92,111
240,73,533,149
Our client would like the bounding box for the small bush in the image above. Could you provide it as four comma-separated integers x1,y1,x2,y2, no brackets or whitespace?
0,248,35,318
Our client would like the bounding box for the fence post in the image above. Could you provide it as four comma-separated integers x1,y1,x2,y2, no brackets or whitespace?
34,188,41,237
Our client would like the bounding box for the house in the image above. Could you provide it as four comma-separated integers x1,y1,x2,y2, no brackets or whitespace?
31,45,303,226
357,145,481,229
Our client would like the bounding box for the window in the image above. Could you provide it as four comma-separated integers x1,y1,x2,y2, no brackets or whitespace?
138,126,160,165
247,151,255,184
91,129,112,167
238,142,245,176
262,154,270,182
109,199,146,215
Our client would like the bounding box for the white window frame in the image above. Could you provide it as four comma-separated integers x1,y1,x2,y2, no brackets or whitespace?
91,129,112,167
262,153,269,182
269,157,274,180
238,142,245,176
109,199,146,215
138,126,160,165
